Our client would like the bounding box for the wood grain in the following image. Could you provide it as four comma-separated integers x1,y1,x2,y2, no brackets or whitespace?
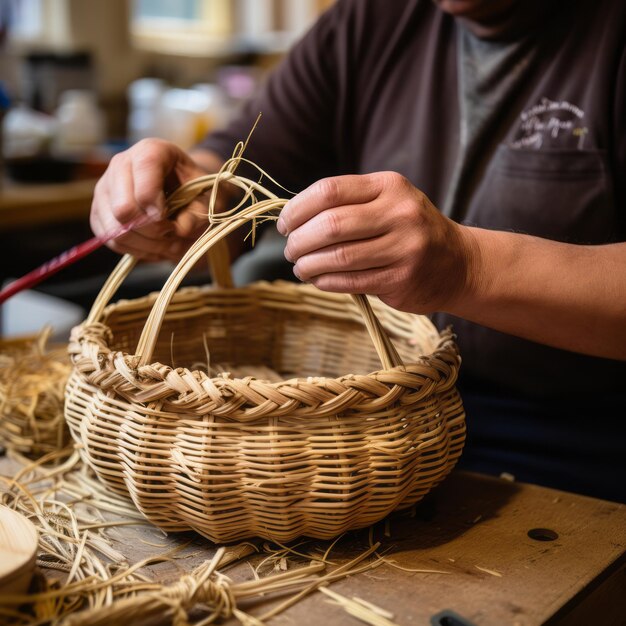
0,504,38,596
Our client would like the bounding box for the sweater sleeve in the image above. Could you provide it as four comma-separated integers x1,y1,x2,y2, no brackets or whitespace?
197,2,348,194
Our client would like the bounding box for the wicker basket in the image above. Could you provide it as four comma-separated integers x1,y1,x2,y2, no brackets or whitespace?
65,186,466,543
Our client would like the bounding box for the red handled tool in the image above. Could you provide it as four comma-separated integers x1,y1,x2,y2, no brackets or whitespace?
0,214,151,306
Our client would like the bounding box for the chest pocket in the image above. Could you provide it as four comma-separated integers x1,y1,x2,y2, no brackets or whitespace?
464,144,618,244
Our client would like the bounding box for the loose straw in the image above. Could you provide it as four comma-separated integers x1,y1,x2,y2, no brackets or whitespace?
0,448,409,626
0,328,71,457
318,587,399,626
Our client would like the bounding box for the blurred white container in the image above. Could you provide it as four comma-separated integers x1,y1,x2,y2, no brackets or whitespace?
191,82,228,130
154,85,226,149
237,0,320,51
52,90,105,157
2,103,57,158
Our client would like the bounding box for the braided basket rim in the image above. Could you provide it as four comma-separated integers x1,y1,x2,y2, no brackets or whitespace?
68,281,462,411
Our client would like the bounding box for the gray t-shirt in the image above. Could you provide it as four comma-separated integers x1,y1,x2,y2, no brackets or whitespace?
444,26,537,217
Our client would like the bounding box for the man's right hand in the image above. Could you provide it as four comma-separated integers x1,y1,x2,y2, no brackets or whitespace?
90,138,225,262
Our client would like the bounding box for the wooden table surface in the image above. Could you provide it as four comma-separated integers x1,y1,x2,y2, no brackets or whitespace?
262,470,625,626
1,458,623,626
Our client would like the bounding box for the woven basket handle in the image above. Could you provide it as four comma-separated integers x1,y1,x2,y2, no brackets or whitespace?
86,174,404,371
85,179,235,325
133,201,403,370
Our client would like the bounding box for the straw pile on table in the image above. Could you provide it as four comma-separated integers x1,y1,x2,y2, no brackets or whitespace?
0,328,71,457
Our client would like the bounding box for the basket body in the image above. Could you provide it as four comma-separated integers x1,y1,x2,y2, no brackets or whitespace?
66,280,465,542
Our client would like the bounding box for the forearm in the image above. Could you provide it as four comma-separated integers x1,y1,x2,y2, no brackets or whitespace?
453,227,626,360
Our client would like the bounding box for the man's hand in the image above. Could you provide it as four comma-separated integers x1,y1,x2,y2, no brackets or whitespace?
276,171,477,314
276,172,626,360
90,139,225,262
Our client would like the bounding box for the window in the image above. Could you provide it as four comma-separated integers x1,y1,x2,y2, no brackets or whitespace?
130,0,334,57
130,0,234,56
5,0,74,49
6,0,44,42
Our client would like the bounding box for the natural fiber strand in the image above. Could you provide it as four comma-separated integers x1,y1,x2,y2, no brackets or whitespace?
1,445,455,625
318,586,399,626
0,447,192,624
0,328,71,456
0,449,421,626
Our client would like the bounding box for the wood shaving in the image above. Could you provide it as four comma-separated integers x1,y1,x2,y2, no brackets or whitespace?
474,565,503,577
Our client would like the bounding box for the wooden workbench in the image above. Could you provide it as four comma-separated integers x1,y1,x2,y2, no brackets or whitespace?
1,457,623,626
261,471,625,626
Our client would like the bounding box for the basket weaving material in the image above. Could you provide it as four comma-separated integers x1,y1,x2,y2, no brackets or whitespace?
64,167,466,543
0,331,71,457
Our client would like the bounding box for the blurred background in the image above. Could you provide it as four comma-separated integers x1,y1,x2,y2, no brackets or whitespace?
0,0,333,338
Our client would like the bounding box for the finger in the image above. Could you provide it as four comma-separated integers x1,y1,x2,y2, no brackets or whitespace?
91,155,169,240
107,227,184,260
164,237,198,263
306,265,400,296
92,183,175,248
90,195,111,240
131,220,175,240
277,174,385,235
105,233,163,262
292,237,397,281
171,200,212,239
283,203,390,262
105,155,148,225
130,152,169,219
108,140,186,227
91,183,125,239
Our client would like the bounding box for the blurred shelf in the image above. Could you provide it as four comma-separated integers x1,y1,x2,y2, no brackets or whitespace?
0,178,96,230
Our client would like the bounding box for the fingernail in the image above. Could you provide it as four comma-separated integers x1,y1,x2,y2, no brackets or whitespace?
276,218,287,236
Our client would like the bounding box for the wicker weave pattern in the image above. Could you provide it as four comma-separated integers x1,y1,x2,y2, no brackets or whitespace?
64,168,465,542
65,282,465,542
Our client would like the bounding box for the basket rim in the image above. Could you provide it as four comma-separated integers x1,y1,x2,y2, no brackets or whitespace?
68,282,462,410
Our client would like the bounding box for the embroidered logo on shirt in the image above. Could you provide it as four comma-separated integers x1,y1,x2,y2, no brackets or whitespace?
510,97,588,150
